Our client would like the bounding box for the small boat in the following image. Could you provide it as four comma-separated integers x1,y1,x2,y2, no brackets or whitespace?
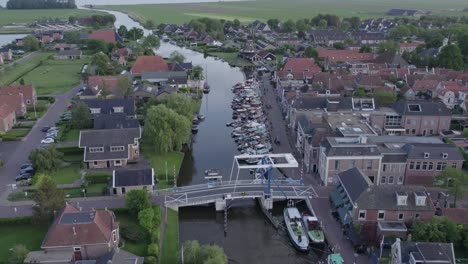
191,125,199,133
245,158,260,165
327,253,344,264
203,86,210,94
302,213,325,244
197,114,205,121
283,206,309,252
226,122,233,127
204,169,220,176
192,117,200,124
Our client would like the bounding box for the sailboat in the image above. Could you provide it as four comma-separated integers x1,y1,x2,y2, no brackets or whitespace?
203,65,210,94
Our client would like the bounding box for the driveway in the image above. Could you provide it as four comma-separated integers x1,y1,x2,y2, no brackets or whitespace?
0,83,83,198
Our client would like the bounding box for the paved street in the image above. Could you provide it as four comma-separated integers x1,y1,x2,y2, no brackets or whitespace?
0,83,83,198
0,51,39,74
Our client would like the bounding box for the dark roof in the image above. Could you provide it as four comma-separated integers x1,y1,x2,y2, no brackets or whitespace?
96,249,144,264
338,168,371,205
399,241,455,263
93,113,140,130
356,185,433,211
391,100,451,116
60,211,96,224
81,99,135,117
382,153,408,163
141,71,188,82
403,143,464,161
373,51,409,67
113,168,154,187
292,97,353,111
322,139,381,157
56,49,81,56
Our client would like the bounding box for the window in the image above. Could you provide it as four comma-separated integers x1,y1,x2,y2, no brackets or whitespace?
415,213,420,219
359,210,366,220
388,176,394,184
312,149,318,158
114,160,122,166
112,231,117,243
424,153,430,159
409,162,415,170
380,176,386,184
423,120,428,125
451,162,458,168
377,210,385,220
350,160,356,168
113,106,124,113
90,108,101,114
422,162,427,170
110,146,125,152
428,162,434,170
398,213,404,220
382,164,387,172
93,161,98,165
411,129,416,134
415,162,421,170
436,162,447,171
366,160,373,169
406,119,411,125
26,99,31,104
89,147,104,153
334,160,340,170
391,164,397,172
442,153,448,159
398,176,404,184
74,247,81,252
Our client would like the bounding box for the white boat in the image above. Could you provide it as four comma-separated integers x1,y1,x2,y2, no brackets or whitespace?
204,169,220,176
283,207,309,252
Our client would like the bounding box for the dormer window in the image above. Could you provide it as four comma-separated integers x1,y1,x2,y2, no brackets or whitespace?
113,106,124,113
89,147,104,153
326,90,330,95
414,191,427,206
396,191,408,206
424,153,430,159
110,146,125,152
90,108,101,114
442,153,448,159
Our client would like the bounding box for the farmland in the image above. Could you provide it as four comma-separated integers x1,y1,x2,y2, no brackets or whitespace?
98,0,468,24
0,9,104,26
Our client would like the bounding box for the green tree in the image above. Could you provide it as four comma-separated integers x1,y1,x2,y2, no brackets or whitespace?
28,146,63,174
333,42,345,50
147,243,159,257
353,87,366,98
426,32,445,48
341,21,351,31
359,45,372,53
458,34,468,65
188,20,206,33
377,41,398,54
71,102,92,129
373,90,397,106
116,76,133,97
87,39,107,54
304,46,318,60
201,244,228,264
388,25,411,40
145,19,156,29
438,44,465,71
281,19,296,33
232,19,240,29
184,240,202,264
125,189,152,216
92,52,110,75
411,217,462,244
118,25,128,38
64,31,80,44
127,27,144,40
318,19,327,29
170,51,185,63
191,65,204,80
435,168,468,207
348,17,361,29
23,35,39,52
138,207,154,233
32,174,65,224
143,34,160,49
296,19,308,32
7,244,29,264
19,78,25,85
161,93,194,119
267,18,280,31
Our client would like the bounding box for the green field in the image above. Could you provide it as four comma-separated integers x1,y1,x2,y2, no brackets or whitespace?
0,52,53,86
99,0,468,24
141,145,184,189
0,9,104,26
22,59,89,95
0,223,48,259
161,209,179,264
53,163,81,185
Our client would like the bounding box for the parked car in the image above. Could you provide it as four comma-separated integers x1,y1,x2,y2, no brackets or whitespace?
41,126,50,132
20,163,32,170
20,167,34,174
15,173,32,181
41,138,55,144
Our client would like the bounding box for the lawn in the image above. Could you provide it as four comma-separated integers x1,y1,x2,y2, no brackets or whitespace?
208,51,254,67
0,9,104,26
59,128,81,142
99,0,468,24
21,59,89,95
114,211,148,257
4,128,31,138
0,52,53,86
141,145,184,190
161,209,179,264
0,223,49,260
52,163,81,185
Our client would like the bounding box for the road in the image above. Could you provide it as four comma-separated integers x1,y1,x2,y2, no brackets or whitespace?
0,83,83,198
0,51,39,74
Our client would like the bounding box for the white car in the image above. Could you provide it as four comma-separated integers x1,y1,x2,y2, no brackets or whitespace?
41,138,55,144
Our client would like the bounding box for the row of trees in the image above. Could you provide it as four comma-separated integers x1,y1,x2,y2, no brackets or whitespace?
69,14,116,27
7,0,76,9
265,15,361,33
412,217,468,252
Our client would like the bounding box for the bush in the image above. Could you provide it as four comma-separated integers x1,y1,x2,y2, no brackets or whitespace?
150,229,160,243
147,243,159,257
37,96,55,103
0,216,32,225
85,172,112,184
120,222,148,242
1,135,21,141
144,256,157,264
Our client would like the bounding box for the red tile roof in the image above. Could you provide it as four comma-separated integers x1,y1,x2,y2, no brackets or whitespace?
130,56,169,75
89,30,117,43
399,42,423,48
0,94,24,115
0,103,14,119
438,81,468,96
412,80,439,91
278,58,321,79
317,48,373,63
88,76,120,89
0,85,34,100
42,204,118,248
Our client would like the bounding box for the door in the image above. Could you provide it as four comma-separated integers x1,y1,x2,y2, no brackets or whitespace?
122,187,126,194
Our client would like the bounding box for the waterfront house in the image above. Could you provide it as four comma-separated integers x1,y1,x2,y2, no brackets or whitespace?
88,29,121,43
130,55,170,77
0,104,16,132
276,57,321,81
111,168,155,195
141,71,189,88
82,75,133,98
81,98,136,119
391,239,456,264
93,113,140,130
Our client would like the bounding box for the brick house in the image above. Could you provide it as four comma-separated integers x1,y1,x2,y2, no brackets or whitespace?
436,81,468,109
79,127,141,169
111,168,155,196
0,104,16,132
0,84,37,106
81,99,135,119
391,239,457,264
403,143,464,185
130,55,170,77
276,57,321,81
330,168,434,241
0,93,26,117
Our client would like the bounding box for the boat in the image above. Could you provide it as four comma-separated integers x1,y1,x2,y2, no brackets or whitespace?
191,125,199,133
327,253,344,264
197,114,205,121
203,85,210,94
245,158,260,165
283,206,309,252
204,169,220,176
302,213,325,244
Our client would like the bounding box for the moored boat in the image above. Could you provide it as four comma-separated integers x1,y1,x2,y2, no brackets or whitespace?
191,125,199,133
327,253,344,264
283,207,309,252
302,213,325,244
204,169,220,176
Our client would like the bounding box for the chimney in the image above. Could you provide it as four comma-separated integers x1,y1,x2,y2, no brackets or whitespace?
73,226,76,235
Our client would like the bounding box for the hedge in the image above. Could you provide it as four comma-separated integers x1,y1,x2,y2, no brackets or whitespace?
37,96,55,103
0,216,32,224
0,135,21,141
85,172,112,184
56,146,82,154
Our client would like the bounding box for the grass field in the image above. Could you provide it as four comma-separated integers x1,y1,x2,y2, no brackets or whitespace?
0,52,53,86
0,223,48,259
22,59,89,95
0,9,104,26
161,209,179,264
141,145,184,189
115,211,149,257
52,163,81,185
99,0,468,24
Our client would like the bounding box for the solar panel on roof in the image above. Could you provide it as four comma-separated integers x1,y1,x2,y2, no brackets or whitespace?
60,211,96,224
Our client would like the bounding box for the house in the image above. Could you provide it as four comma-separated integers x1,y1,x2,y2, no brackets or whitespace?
88,29,120,43
391,239,456,264
352,32,386,45
403,143,464,185
53,43,76,51
276,58,321,81
167,61,193,73
111,168,155,195
79,127,141,169
0,54,3,64
141,71,188,88
436,81,468,109
93,113,140,130
310,30,351,46
26,204,119,261
0,104,16,132
387,9,427,17
441,208,468,227
0,84,37,105
83,75,132,98
373,51,409,68
331,168,434,241
111,47,132,60
16,38,24,46
0,94,26,117
130,55,170,76
399,42,424,53
81,99,135,118
54,49,82,60
257,50,277,63
317,48,374,64
0,48,13,61
411,80,439,98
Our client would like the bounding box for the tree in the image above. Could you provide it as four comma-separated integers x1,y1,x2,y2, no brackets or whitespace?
188,20,206,33
267,18,280,31
71,102,92,129
318,19,327,29
145,19,156,29
170,51,185,63
143,34,160,49
281,19,296,33
138,207,155,232
349,17,361,29
28,146,63,173
232,19,240,29
435,168,468,207
183,240,227,264
184,240,202,264
304,46,318,60
388,25,411,40
438,44,464,71
127,27,144,41
412,217,462,244
32,174,65,224
191,65,204,80
92,52,110,75
377,41,398,54
23,35,39,52
333,42,345,50
161,93,194,119
118,25,128,38
125,189,151,215
458,34,468,65
64,31,80,44
359,45,372,53
116,76,133,97
353,87,366,98
87,39,107,54
296,19,308,33
147,243,159,257
426,32,445,48
19,78,25,85
373,90,397,106
341,21,351,31
8,244,29,264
